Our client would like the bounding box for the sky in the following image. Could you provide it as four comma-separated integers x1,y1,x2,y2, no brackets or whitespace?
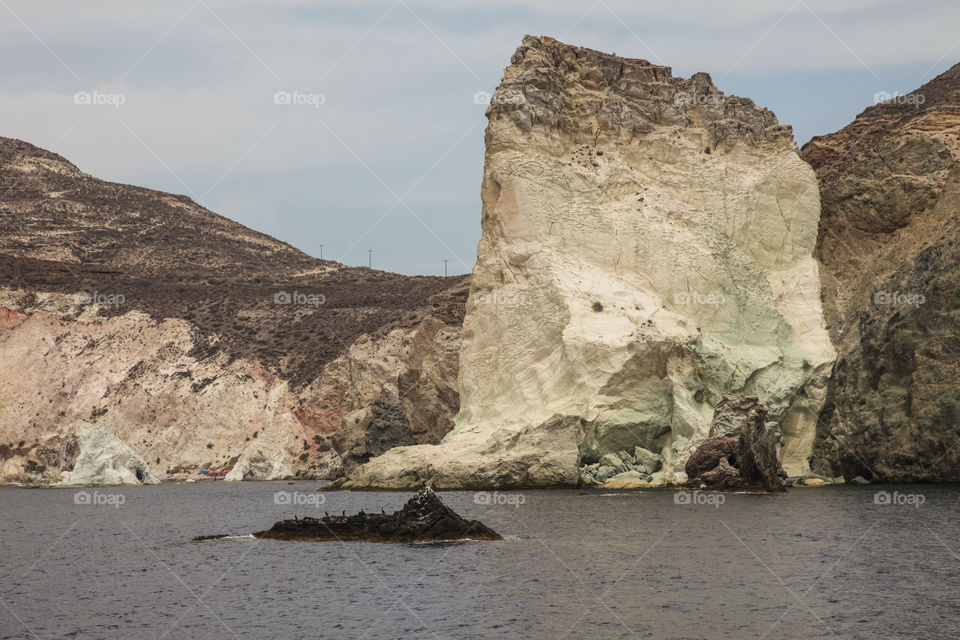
2,0,959,275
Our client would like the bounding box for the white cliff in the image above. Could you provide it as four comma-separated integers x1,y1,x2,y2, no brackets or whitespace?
58,423,158,486
341,36,834,489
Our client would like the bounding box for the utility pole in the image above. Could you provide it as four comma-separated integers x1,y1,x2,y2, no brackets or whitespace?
443,259,449,277
367,249,372,269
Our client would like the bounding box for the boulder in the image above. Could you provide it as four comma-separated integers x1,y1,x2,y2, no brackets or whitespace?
633,447,663,474
699,458,740,489
599,452,630,474
603,470,653,489
685,396,785,491
335,414,582,490
685,436,739,479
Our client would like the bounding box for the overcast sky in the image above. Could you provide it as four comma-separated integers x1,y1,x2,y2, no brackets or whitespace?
2,0,958,275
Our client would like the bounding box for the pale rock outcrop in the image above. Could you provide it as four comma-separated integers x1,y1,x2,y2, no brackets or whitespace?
0,290,317,483
0,287,462,485
334,414,582,490
225,416,309,481
59,423,157,486
341,36,834,489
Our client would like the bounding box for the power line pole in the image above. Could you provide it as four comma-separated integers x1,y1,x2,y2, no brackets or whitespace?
443,259,449,277
367,249,372,269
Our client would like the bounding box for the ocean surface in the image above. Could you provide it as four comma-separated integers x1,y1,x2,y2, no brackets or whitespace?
1,481,958,640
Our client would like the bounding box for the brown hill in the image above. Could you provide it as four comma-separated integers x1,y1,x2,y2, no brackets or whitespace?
0,136,468,485
0,136,467,389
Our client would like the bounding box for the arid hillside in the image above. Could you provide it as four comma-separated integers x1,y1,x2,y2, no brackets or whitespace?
0,136,468,484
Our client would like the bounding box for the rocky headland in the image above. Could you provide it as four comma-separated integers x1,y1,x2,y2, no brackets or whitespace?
802,63,960,482
338,35,834,490
5,36,960,490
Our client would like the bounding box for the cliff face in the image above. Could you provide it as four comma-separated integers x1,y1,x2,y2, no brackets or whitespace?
340,36,834,489
802,64,960,481
0,138,465,485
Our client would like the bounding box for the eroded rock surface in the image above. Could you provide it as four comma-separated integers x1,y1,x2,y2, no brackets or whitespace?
802,63,960,482
341,35,833,489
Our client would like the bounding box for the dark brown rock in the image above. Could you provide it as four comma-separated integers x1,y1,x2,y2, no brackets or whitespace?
685,436,739,479
736,405,785,492
244,487,502,543
685,396,785,491
699,457,740,489
801,62,960,482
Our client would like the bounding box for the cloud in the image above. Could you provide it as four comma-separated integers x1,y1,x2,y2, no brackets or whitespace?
1,0,959,274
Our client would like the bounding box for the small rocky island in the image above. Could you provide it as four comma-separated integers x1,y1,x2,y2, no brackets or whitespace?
195,487,502,543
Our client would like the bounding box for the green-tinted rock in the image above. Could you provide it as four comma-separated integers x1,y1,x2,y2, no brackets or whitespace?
580,404,671,464
632,447,663,474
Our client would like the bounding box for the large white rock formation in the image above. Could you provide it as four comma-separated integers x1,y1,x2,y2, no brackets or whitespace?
341,36,834,488
58,423,158,486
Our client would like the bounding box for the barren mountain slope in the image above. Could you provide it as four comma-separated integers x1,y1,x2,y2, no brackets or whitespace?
0,136,467,484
